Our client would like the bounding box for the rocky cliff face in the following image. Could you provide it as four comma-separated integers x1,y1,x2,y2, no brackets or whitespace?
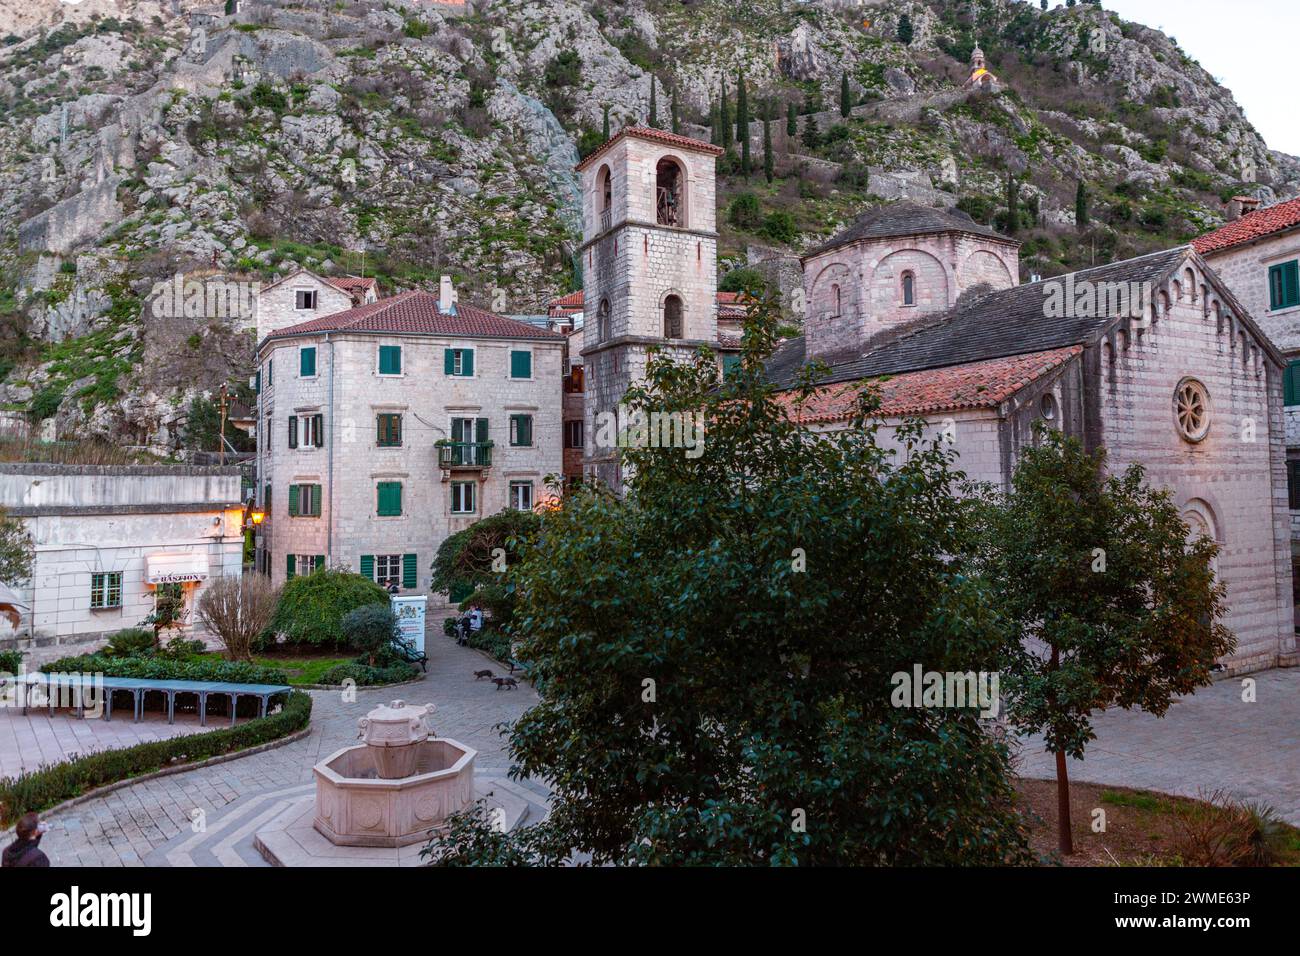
0,0,1294,451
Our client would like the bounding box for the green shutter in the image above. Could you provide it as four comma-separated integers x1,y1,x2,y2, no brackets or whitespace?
377,481,402,516
380,345,401,374
444,348,455,375
510,350,531,378
1286,362,1300,407
402,553,417,589
300,347,316,377
1287,262,1300,308
314,554,325,571
286,553,296,579
311,484,322,516
451,418,465,443
475,417,489,444
360,554,374,579
255,369,261,393
288,484,300,516
288,416,297,448
463,349,474,377
511,414,531,446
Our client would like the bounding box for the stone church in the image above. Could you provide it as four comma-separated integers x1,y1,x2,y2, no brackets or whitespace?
576,125,1295,674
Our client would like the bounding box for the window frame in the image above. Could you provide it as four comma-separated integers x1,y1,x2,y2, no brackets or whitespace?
375,553,402,587
564,419,584,449
90,571,123,610
376,413,402,447
450,480,476,515
294,289,318,311
509,480,534,511
509,413,534,447
1269,260,1300,311
299,346,317,378
378,345,403,376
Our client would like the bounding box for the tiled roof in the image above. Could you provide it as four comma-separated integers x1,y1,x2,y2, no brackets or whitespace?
575,125,724,172
326,276,378,295
767,246,1196,389
805,202,1016,259
547,290,585,314
263,290,566,343
775,346,1082,423
1192,197,1300,255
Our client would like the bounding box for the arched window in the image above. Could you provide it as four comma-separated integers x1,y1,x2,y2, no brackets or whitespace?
656,158,686,227
830,283,842,317
598,298,611,342
663,294,683,339
901,271,915,306
597,165,612,232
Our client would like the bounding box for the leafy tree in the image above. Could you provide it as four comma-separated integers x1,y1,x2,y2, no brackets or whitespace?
802,112,819,150
840,71,851,116
897,13,914,45
0,507,32,586
1075,179,1089,227
342,603,400,666
736,72,751,176
269,568,389,647
430,508,542,630
428,288,1033,867
761,210,798,245
718,266,766,294
183,395,254,453
974,429,1234,855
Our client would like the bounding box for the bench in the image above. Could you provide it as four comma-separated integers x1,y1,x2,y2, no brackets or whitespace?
392,637,428,673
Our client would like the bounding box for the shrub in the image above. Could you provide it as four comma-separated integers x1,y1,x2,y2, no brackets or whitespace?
316,661,419,687
342,603,399,665
0,649,20,674
102,627,156,657
269,568,389,647
195,572,280,661
40,653,288,685
430,509,541,629
759,210,797,244
0,691,310,825
727,192,762,231
718,267,766,295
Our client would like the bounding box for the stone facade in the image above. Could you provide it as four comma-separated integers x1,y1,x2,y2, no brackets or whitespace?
254,268,358,341
578,128,723,491
0,464,245,662
255,326,564,601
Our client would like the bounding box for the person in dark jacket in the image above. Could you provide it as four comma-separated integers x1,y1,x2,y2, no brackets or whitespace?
2,813,51,867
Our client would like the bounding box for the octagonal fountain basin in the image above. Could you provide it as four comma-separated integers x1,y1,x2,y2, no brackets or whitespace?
313,738,477,848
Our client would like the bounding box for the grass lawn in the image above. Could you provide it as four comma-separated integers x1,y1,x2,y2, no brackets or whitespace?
1017,778,1300,866
197,651,351,686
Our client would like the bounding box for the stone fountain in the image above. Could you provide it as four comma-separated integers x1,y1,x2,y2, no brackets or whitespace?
312,700,477,848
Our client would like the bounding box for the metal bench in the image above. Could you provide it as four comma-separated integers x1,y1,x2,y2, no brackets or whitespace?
391,637,428,673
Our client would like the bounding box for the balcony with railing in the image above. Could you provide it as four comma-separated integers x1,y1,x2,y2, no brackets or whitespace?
599,207,612,233
436,441,493,470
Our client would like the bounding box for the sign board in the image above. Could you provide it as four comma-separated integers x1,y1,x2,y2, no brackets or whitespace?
391,595,427,656
149,572,207,585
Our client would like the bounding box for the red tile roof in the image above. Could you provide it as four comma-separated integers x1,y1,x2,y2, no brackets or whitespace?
546,290,585,315
775,346,1082,423
264,290,566,342
575,125,724,172
1192,197,1300,255
326,276,378,295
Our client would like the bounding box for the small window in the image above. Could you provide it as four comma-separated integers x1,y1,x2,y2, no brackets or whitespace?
375,554,402,589
1269,261,1300,310
378,345,402,375
510,480,534,511
722,354,742,379
376,413,402,447
451,481,476,514
90,572,123,610
1285,361,1300,408
377,481,403,517
510,414,533,447
295,290,318,310
443,348,474,377
663,294,683,339
291,414,324,449
598,299,611,342
288,483,322,517
510,350,532,379
831,283,841,317
300,347,316,377
286,554,323,580
902,272,915,306
564,420,584,449
267,357,273,387
1174,378,1211,443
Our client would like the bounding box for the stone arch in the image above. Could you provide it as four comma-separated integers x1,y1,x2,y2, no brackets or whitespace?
901,270,915,306
872,248,948,316
598,297,611,342
654,153,690,228
1183,267,1196,300
810,260,853,321
660,290,685,339
596,163,612,225
1180,497,1221,575
960,249,1015,294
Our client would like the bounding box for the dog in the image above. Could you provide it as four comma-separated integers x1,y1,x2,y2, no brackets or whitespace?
492,677,518,691
473,669,494,680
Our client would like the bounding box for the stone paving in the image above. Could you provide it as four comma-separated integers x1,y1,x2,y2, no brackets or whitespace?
0,707,239,779
9,633,543,867
1015,668,1300,825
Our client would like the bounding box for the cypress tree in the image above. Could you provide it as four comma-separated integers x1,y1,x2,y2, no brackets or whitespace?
786,101,797,138
897,13,914,45
671,90,679,134
602,105,610,141
649,77,658,128
763,113,774,183
737,72,751,176
840,71,851,118
710,99,721,145
720,77,733,152
802,111,818,150
1075,180,1089,227
1005,173,1019,235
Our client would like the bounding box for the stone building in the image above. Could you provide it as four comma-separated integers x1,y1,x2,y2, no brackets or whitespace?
0,463,245,663
576,126,725,491
253,282,565,597
253,266,378,342
1193,195,1300,624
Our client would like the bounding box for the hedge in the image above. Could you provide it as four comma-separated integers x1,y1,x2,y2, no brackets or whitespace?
40,654,289,685
317,661,420,687
0,690,311,827
0,650,20,675
269,569,390,647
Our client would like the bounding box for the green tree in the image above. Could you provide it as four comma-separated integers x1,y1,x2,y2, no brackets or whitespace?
342,603,400,666
801,111,819,150
0,507,32,585
430,508,543,630
786,101,797,138
269,568,390,648
1005,173,1020,235
897,13,914,45
427,292,1032,867
670,90,679,134
763,113,774,183
839,71,851,117
720,77,733,152
736,71,751,177
727,192,763,231
974,429,1234,855
761,210,798,244
602,104,610,141
1075,180,1090,227
648,76,658,128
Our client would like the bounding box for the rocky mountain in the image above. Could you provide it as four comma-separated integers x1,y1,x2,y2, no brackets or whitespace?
0,0,1295,451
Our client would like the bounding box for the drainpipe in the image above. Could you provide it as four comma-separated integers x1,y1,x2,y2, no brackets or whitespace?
326,332,335,565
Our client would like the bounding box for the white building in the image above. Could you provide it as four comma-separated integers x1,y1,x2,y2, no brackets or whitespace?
253,267,378,343
0,463,245,662
253,278,565,600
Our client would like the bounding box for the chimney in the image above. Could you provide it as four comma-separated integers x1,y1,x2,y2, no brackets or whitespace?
439,275,456,314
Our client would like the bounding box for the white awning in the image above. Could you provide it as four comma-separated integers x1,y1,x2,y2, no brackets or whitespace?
145,552,210,585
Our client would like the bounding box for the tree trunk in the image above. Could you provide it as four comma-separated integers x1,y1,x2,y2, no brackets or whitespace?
1055,748,1074,855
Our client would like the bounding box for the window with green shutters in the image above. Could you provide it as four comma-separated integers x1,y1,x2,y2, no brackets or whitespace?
509,350,532,379
359,554,374,580
377,481,403,516
509,414,533,447
378,345,402,375
286,554,324,580
1269,260,1300,311
1286,361,1300,407
376,413,402,447
288,483,322,517
90,571,123,609
402,553,417,589
722,354,742,379
1289,461,1300,511
300,346,317,377
444,348,474,376
255,369,261,393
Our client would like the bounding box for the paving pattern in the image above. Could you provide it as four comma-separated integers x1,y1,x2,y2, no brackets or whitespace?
1015,668,1300,824
7,633,545,867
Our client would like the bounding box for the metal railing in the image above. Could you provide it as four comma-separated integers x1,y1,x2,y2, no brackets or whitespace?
437,442,492,468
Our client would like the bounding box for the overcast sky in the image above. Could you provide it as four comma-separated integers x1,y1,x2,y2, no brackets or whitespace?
1100,0,1299,156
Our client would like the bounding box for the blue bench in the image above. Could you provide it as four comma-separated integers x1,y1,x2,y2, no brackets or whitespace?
2,672,292,727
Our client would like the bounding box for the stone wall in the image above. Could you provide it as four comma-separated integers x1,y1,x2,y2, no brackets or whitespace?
254,271,353,342
1202,235,1300,355
17,176,123,254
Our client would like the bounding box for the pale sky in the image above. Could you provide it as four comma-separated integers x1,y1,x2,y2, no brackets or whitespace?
1101,0,1300,156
